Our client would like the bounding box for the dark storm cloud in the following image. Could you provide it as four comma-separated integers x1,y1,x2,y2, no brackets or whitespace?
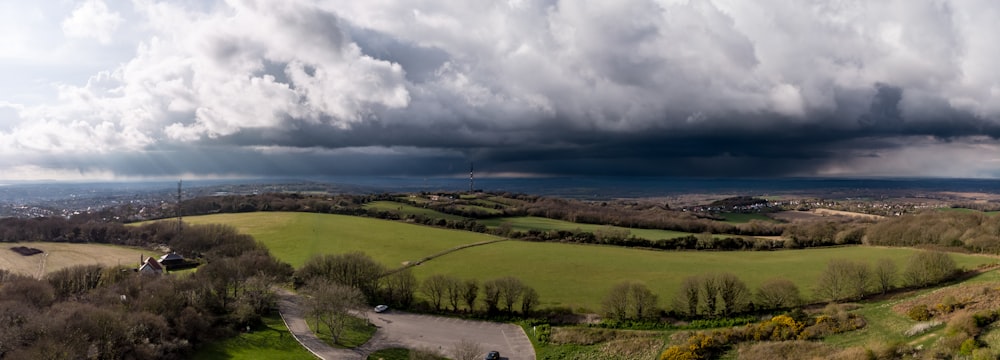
5,0,1000,180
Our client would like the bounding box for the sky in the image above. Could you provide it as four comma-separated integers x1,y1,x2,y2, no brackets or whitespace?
2,0,1000,181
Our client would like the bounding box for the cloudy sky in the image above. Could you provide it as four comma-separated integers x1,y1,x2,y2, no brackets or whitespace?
2,0,1000,180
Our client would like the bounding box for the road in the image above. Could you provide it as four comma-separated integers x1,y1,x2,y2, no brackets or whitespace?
276,289,536,360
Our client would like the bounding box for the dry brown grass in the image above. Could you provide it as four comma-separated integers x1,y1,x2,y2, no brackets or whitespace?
891,281,1000,321
811,209,884,220
0,242,148,278
549,327,662,346
594,338,664,360
770,209,883,222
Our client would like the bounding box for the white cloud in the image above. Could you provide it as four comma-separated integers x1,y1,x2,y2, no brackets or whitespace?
62,0,123,44
2,0,1000,179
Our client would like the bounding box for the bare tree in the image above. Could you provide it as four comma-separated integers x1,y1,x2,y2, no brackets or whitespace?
702,274,719,316
482,279,501,314
444,275,463,311
754,278,801,310
602,281,658,321
815,259,852,302
296,252,385,301
521,287,539,315
304,279,365,345
629,282,658,320
717,273,749,316
602,282,630,321
462,279,479,312
382,268,417,308
673,276,700,317
874,258,897,294
451,338,485,360
421,274,450,311
495,276,525,314
903,251,958,287
846,261,873,300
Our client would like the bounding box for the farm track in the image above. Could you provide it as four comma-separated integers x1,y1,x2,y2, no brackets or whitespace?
381,238,506,277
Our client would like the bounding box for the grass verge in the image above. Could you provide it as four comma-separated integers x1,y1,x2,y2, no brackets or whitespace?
193,313,314,360
307,315,376,348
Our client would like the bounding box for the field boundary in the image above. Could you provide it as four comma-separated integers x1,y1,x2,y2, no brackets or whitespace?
382,238,506,277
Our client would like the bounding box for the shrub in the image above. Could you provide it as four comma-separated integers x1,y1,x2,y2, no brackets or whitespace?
960,338,979,356
907,304,931,321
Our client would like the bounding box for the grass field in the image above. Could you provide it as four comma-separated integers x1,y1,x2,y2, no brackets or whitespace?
478,216,697,241
363,201,467,221
193,313,314,360
0,242,149,277
179,212,998,312
718,212,775,223
412,242,996,311
180,212,498,268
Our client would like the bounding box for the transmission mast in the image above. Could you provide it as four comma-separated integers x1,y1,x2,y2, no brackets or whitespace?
469,162,474,193
176,180,183,234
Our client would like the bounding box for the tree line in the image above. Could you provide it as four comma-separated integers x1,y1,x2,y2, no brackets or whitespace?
290,252,542,342
596,250,960,324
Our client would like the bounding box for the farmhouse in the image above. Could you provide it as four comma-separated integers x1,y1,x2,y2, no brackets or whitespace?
138,256,163,275
158,253,185,269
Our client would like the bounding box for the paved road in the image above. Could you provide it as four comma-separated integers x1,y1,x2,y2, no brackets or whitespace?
276,288,363,359
276,289,535,360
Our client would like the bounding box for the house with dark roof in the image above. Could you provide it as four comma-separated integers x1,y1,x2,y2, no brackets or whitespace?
138,257,163,275
158,253,186,269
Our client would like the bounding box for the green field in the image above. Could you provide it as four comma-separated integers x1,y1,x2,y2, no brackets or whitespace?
181,212,497,268
478,216,697,241
362,201,467,221
180,212,998,312
412,242,995,311
718,212,775,223
193,313,314,360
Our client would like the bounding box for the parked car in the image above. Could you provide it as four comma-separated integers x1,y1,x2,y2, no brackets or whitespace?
484,350,500,360
374,305,388,313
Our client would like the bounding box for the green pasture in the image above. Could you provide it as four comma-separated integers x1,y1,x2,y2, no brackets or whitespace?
479,216,697,240
412,242,995,312
362,201,466,221
454,204,503,215
718,212,775,223
180,212,497,268
193,313,314,360
180,213,997,313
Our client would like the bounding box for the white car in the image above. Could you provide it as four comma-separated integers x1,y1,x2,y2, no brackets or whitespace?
374,304,389,313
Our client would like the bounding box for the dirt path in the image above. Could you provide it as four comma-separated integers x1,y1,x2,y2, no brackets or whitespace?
382,238,506,277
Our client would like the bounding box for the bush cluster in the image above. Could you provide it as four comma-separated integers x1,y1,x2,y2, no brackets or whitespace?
658,312,866,360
